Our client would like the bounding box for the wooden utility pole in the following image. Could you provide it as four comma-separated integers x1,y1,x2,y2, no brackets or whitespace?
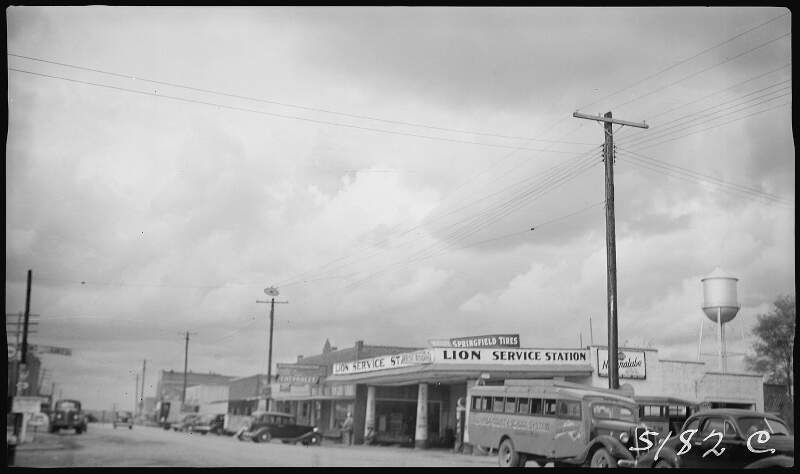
573,111,648,390
135,373,140,413
181,331,197,404
140,359,147,415
256,288,288,410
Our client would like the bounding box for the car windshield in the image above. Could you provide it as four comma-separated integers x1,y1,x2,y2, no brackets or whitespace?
738,417,791,437
592,402,635,422
56,401,79,411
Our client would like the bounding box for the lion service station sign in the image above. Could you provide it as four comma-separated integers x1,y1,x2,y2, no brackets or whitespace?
596,348,647,379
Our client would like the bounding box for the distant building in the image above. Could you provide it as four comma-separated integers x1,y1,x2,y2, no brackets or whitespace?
185,384,229,415
154,370,237,402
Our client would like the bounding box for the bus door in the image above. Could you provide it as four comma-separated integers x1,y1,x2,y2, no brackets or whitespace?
553,399,585,459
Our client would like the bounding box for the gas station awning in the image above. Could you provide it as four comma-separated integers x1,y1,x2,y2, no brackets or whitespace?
325,363,593,386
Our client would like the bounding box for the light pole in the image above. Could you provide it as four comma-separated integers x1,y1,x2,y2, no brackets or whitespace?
256,287,288,411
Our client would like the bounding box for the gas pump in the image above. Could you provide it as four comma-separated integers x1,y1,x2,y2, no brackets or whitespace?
454,397,466,453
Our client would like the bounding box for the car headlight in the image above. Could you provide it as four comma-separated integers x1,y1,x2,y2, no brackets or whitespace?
619,432,630,443
313,427,318,432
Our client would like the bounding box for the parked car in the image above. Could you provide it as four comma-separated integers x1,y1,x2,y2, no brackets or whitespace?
172,413,202,432
621,409,794,468
238,411,321,445
50,399,88,434
190,414,225,435
112,410,134,430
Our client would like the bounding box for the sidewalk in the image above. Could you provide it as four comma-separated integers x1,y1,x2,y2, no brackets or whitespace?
16,432,71,451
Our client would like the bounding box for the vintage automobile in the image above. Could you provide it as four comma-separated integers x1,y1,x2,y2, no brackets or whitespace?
50,399,88,434
172,413,202,432
190,414,225,435
238,411,322,445
112,410,134,429
620,408,794,468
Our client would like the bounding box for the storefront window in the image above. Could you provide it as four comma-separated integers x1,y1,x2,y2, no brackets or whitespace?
493,396,505,413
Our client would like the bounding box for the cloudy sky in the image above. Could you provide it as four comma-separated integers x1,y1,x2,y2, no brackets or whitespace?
6,6,793,410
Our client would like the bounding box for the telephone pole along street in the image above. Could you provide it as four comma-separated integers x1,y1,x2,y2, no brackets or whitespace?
572,111,648,390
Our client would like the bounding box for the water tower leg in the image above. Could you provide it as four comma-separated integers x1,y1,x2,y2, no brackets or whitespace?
697,318,704,361
717,307,724,373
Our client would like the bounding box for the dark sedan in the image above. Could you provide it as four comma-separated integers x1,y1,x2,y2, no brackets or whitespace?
621,409,793,468
190,414,225,435
238,411,321,445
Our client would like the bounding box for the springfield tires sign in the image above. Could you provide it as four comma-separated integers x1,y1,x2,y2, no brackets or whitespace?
597,348,647,379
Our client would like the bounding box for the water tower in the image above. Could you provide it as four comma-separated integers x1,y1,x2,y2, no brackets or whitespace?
700,268,740,372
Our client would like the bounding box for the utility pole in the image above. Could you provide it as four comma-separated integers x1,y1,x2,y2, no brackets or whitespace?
140,359,146,416
573,111,648,390
13,270,34,440
256,287,288,411
180,331,197,404
135,373,139,413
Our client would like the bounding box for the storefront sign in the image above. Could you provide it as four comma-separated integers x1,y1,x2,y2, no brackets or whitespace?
11,396,44,413
332,350,433,375
277,374,320,384
449,334,520,348
596,349,646,379
431,348,590,365
429,334,521,348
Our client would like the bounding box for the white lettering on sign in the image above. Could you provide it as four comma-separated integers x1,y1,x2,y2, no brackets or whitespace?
597,349,647,379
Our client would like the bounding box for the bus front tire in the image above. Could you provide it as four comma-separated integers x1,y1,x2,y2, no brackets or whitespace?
498,439,524,467
590,447,617,468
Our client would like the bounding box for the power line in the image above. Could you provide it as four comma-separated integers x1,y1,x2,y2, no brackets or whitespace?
617,84,791,148
341,153,603,289
578,12,790,110
611,32,790,112
8,52,596,146
615,62,790,141
8,67,589,156
342,196,607,292
620,100,791,152
617,150,793,208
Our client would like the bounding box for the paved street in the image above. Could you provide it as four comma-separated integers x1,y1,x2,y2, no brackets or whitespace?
13,423,499,467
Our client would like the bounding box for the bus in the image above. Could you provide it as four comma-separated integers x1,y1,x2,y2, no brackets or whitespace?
467,380,650,467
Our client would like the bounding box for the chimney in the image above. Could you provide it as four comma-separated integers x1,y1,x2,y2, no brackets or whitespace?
297,355,304,362
355,340,364,359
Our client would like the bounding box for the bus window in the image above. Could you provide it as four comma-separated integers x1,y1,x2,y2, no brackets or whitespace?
493,397,505,413
518,398,530,415
558,400,581,419
530,398,543,415
543,399,557,416
472,396,481,411
483,397,492,412
505,397,516,414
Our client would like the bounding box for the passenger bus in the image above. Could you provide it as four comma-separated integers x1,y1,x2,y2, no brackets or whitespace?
468,380,650,467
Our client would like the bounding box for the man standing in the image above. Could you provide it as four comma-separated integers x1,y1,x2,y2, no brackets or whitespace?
342,412,354,446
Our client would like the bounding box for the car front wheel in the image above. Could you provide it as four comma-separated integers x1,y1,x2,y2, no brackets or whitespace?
654,460,674,468
590,448,617,468
257,431,271,443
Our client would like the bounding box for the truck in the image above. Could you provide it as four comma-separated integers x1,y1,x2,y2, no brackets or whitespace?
155,400,185,430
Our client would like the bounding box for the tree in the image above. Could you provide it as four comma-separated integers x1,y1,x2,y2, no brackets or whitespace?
744,294,795,397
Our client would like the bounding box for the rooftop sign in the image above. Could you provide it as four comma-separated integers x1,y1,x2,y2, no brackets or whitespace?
429,334,520,348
